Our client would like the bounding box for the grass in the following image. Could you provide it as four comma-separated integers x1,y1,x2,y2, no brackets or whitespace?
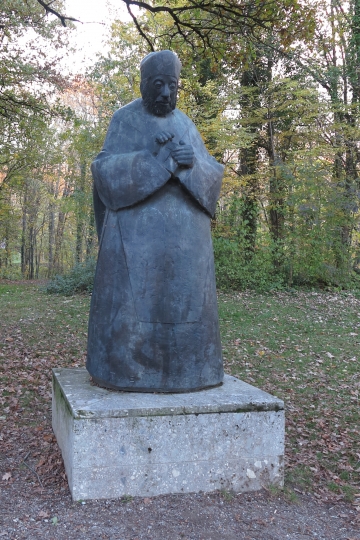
219,289,360,501
0,283,359,501
220,489,235,501
0,283,89,439
0,283,89,352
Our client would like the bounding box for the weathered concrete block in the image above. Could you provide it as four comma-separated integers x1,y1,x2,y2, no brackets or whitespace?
52,368,284,500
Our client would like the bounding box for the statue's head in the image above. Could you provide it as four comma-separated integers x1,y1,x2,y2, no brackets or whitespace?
140,50,181,116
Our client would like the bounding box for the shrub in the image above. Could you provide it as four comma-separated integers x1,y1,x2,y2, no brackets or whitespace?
0,265,23,280
213,237,286,291
45,258,96,296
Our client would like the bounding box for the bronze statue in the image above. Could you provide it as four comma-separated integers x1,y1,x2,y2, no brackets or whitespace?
87,50,224,392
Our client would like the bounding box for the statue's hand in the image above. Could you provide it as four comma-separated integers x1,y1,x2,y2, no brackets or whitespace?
171,141,195,168
155,131,175,144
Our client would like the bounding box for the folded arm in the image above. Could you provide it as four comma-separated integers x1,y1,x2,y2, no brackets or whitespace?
91,149,171,211
174,134,224,217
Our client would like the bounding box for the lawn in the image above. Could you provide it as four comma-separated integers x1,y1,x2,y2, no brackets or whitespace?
219,289,360,503
0,283,359,505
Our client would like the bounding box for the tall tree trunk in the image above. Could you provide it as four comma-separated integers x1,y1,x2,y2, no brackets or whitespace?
53,211,67,274
4,217,12,268
0,188,12,268
21,185,28,276
28,226,35,280
327,0,359,273
36,216,46,279
350,0,360,271
238,69,260,260
265,58,286,270
48,201,55,277
53,182,70,274
86,204,96,259
75,162,86,263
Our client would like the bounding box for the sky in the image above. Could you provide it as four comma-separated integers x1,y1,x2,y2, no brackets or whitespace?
63,0,132,73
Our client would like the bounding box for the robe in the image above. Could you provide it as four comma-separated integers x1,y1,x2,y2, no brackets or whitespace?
87,98,224,392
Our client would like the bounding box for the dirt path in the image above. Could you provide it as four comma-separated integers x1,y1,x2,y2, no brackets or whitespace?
1,454,359,540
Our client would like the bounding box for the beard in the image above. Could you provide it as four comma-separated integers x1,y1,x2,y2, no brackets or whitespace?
142,87,177,117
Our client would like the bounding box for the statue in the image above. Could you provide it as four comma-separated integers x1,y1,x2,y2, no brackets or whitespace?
87,50,224,392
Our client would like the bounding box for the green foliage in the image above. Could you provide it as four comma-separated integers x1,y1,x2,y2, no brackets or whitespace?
121,495,133,504
219,489,234,501
213,237,282,292
0,265,22,281
219,289,360,500
45,258,96,296
1,0,360,292
0,0,69,159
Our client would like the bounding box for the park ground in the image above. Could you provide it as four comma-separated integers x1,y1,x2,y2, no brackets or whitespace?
0,282,360,539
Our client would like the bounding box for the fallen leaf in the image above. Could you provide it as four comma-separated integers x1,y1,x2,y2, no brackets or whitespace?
2,472,11,481
38,510,49,518
37,457,46,468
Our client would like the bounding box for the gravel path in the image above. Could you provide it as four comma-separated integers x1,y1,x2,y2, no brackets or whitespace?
1,459,359,540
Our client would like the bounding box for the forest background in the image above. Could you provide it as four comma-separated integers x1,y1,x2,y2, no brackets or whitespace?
1,0,360,292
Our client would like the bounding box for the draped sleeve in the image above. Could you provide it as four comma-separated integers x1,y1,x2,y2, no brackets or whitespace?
91,109,171,238
175,117,224,218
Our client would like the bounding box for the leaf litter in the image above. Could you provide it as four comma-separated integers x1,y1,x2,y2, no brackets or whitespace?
0,282,359,539
219,289,360,504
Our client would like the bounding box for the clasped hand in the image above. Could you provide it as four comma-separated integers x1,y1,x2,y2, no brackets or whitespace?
171,142,194,168
155,131,194,168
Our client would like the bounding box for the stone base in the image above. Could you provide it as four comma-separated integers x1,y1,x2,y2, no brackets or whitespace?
52,368,284,501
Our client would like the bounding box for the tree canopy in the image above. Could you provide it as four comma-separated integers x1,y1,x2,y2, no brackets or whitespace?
0,0,360,290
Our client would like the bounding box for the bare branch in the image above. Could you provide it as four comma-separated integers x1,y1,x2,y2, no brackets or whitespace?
35,0,80,26
121,0,279,52
126,4,154,51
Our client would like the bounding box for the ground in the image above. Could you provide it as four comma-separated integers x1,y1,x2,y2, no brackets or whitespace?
1,471,360,539
1,282,360,538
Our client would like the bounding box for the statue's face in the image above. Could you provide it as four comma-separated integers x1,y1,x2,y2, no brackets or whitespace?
141,74,178,116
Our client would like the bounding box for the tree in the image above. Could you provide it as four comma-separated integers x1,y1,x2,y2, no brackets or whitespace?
2,0,359,289
40,0,315,54
0,0,70,189
0,0,73,277
0,0,69,123
281,0,360,279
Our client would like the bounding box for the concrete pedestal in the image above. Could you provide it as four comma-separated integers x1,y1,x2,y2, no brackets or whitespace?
52,368,284,501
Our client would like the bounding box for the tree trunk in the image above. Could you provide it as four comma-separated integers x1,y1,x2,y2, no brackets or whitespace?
53,182,71,274
28,226,35,280
21,186,28,276
265,58,286,270
75,162,86,263
48,201,55,277
86,204,96,259
238,68,260,260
